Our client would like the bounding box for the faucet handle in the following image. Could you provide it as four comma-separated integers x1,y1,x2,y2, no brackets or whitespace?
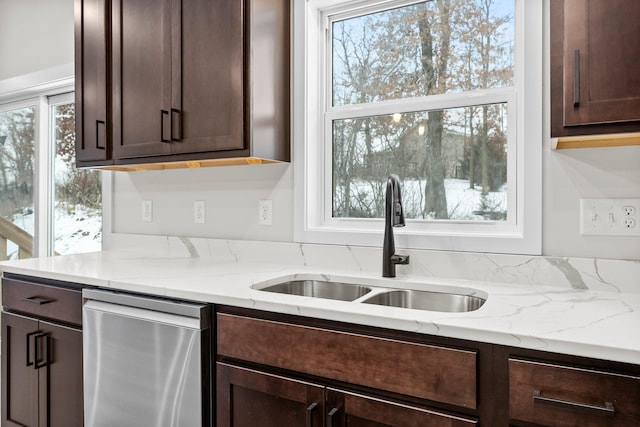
390,254,410,265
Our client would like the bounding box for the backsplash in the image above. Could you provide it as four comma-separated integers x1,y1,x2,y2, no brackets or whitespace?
108,233,640,295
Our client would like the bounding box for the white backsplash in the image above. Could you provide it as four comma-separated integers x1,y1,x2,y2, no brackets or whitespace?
108,233,640,295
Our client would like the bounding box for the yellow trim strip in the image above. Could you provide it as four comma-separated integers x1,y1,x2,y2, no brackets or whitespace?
552,133,640,149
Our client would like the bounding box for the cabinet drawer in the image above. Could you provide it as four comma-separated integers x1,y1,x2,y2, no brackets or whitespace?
2,278,82,326
217,313,477,409
509,358,640,426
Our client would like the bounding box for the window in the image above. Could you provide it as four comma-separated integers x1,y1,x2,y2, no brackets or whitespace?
0,90,102,260
294,0,542,254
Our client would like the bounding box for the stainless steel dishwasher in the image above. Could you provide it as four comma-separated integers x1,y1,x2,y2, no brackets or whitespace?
82,289,211,427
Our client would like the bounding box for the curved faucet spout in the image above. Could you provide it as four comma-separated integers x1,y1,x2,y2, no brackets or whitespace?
383,175,410,278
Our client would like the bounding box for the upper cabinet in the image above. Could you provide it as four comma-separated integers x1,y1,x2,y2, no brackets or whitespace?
551,0,640,139
75,0,290,169
75,0,111,165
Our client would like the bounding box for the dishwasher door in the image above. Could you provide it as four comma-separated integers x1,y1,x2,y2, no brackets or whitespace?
82,289,211,427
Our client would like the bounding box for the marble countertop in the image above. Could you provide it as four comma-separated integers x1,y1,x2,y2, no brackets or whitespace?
1,247,639,365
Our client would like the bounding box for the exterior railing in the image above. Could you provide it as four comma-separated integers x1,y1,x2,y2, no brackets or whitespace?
0,216,33,261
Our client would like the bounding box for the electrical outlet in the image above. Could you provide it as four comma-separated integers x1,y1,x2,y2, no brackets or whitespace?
194,201,206,224
580,198,640,236
142,200,153,222
259,199,272,226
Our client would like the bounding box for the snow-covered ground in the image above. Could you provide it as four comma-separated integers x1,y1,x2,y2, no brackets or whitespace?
341,178,507,220
6,204,101,259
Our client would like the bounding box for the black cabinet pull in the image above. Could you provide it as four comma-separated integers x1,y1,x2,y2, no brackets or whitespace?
22,296,54,305
26,331,40,367
306,402,318,427
573,49,580,106
34,333,50,370
96,120,106,149
161,110,170,142
533,389,615,415
327,407,339,427
171,108,181,141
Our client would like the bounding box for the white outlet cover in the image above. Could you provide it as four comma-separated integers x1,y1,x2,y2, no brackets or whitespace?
259,199,273,226
580,198,640,236
142,200,153,222
194,200,206,224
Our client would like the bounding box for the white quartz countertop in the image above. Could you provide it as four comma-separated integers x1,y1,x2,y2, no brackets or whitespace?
1,248,639,365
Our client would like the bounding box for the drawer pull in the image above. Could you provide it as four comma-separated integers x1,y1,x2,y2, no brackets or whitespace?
306,402,318,427
533,390,615,415
26,331,40,367
34,333,50,370
22,296,54,305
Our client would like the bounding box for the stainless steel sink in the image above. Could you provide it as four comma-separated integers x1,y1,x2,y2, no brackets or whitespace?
258,280,372,302
361,289,486,312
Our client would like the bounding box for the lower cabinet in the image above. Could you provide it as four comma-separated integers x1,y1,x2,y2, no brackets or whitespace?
1,312,83,427
1,274,85,427
508,358,640,427
217,363,476,427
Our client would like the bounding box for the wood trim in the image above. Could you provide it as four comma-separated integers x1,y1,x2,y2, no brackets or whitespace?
552,132,640,149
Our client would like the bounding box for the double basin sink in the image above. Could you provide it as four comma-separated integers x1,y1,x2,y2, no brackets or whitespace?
254,278,486,313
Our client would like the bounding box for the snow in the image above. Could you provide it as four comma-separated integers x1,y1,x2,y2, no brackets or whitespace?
6,204,101,259
345,178,507,220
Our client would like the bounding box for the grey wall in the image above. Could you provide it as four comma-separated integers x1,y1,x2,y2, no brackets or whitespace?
0,0,74,80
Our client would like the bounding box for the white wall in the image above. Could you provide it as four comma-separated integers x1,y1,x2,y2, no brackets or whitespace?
109,0,639,260
0,0,74,81
112,164,294,242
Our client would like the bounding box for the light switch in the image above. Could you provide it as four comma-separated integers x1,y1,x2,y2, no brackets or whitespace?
580,198,640,236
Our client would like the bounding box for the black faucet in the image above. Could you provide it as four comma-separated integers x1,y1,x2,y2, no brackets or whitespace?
383,175,410,277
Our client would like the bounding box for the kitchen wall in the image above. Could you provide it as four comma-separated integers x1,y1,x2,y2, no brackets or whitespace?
0,0,73,81
2,0,638,260
111,0,640,261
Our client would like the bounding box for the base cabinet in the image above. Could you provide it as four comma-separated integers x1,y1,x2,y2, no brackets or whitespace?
217,363,476,427
1,275,85,427
1,313,83,427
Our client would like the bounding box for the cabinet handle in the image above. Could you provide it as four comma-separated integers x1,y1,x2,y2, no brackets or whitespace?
306,402,318,427
22,296,54,305
96,120,106,149
161,110,170,143
26,331,40,367
34,333,50,370
327,407,339,427
533,390,615,415
171,108,181,141
573,49,580,106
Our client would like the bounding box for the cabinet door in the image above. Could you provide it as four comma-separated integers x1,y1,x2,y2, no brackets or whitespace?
112,0,172,159
325,388,477,427
39,320,83,427
171,0,244,155
563,0,640,127
1,312,39,427
216,363,325,427
75,0,110,163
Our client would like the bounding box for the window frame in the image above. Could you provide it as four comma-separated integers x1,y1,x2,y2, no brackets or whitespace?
0,69,110,257
293,0,542,255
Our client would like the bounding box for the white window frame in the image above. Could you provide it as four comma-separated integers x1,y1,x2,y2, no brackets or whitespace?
0,66,111,257
293,0,542,255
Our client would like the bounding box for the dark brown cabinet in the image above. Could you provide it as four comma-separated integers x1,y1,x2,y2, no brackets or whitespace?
75,0,289,168
216,362,476,427
75,0,111,165
216,309,480,426
217,363,325,427
508,358,640,427
551,0,640,137
1,275,85,427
